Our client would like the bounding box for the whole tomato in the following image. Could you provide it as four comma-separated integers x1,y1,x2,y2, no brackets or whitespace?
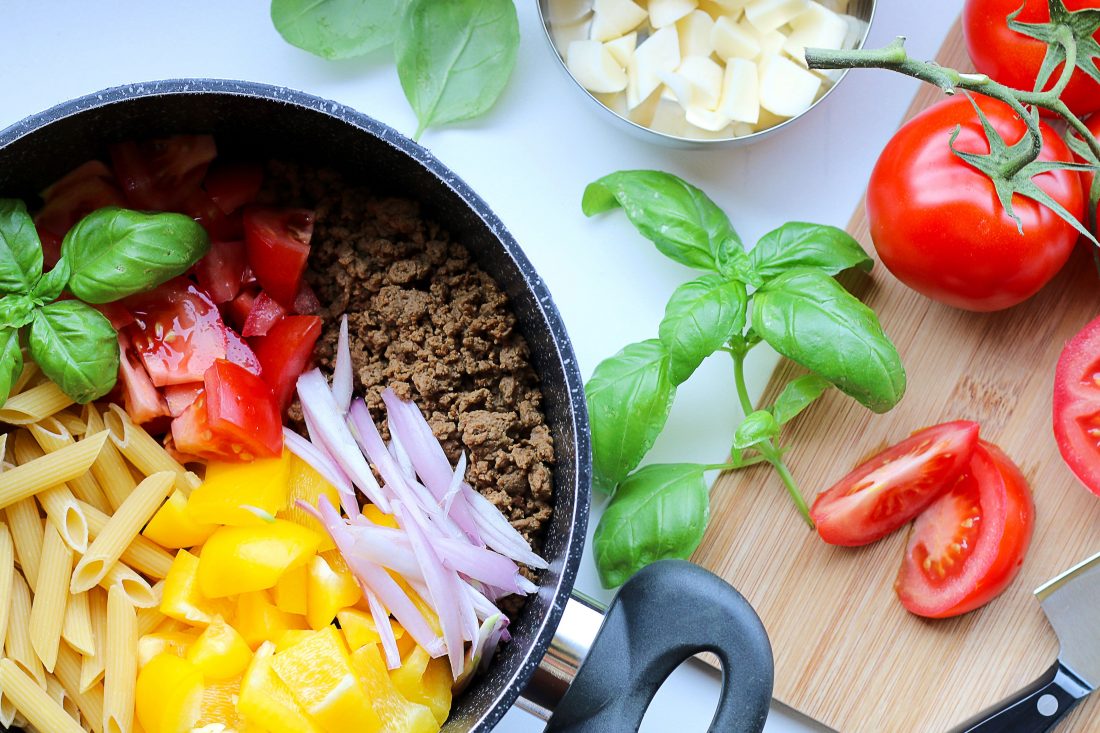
1080,115,1100,226
964,0,1100,116
866,95,1084,312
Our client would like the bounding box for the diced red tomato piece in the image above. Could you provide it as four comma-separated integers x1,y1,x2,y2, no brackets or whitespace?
116,333,169,424
205,360,282,459
226,330,262,375
242,291,286,338
34,160,125,268
183,189,243,241
243,207,314,308
292,282,321,316
226,289,257,333
194,241,248,304
94,302,136,330
249,315,322,412
110,135,216,211
203,162,263,214
163,383,204,418
124,278,230,387
171,393,236,462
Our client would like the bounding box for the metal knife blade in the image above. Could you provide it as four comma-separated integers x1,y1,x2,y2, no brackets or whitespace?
1036,549,1100,690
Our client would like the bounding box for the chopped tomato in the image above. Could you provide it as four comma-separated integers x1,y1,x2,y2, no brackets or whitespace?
94,302,136,330
226,330,262,375
34,160,125,267
124,278,230,386
811,421,980,546
242,291,286,338
184,189,243,241
293,282,321,316
110,135,216,211
243,207,314,308
226,289,257,333
116,333,169,424
896,441,1034,618
163,383,204,418
172,393,234,462
250,316,322,412
1053,313,1100,495
203,162,263,214
205,360,282,459
194,241,248,304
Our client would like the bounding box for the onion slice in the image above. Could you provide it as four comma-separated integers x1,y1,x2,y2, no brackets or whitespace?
282,428,357,513
365,588,401,669
463,485,549,570
331,315,353,414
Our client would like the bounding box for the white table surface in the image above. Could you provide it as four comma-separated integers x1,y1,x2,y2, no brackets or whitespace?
0,2,959,730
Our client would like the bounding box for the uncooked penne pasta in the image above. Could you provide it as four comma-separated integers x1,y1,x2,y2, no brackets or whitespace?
77,500,174,580
0,431,107,511
63,589,96,657
5,498,42,591
46,674,66,706
135,581,166,637
81,587,108,693
99,560,157,609
85,407,138,511
71,472,174,593
13,431,88,552
56,642,105,733
0,694,15,729
5,571,44,685
0,524,11,654
0,381,75,424
105,585,137,733
30,522,71,673
0,658,84,733
104,404,196,493
54,410,87,437
31,417,111,513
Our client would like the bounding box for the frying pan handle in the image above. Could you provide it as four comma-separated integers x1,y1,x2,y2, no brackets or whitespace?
538,559,773,733
948,661,1091,733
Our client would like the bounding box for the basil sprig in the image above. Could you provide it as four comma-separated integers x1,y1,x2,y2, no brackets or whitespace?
0,200,210,406
583,170,906,588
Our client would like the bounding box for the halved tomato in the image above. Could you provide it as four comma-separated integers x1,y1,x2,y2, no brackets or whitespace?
194,241,248,305
249,315,322,412
243,207,314,308
1054,313,1100,495
811,421,980,546
896,441,1034,618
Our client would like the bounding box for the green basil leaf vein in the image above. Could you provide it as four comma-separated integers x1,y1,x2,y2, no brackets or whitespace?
658,274,747,385
0,199,44,295
0,327,23,408
29,301,119,404
271,0,406,60
771,374,832,425
749,221,873,282
732,409,779,450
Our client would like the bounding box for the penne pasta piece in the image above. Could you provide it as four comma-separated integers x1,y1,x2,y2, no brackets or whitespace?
103,404,195,494
105,585,137,733
77,500,174,580
46,674,66,706
31,417,111,513
0,659,84,733
54,410,87,437
13,432,88,553
0,524,12,654
30,522,71,673
99,560,157,609
56,643,105,733
5,571,45,685
62,590,96,657
0,431,108,511
86,409,138,511
0,381,75,424
5,498,43,591
80,587,108,693
71,472,174,593
0,695,15,729
61,690,81,727
135,581,167,637
9,360,39,397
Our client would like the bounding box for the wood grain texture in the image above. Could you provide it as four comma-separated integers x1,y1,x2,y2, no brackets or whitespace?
693,16,1100,733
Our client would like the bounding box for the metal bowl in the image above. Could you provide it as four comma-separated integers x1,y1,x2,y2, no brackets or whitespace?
537,0,877,148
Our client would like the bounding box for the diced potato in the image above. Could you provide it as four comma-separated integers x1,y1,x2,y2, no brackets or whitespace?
699,0,744,18
553,16,593,48
568,39,629,92
756,28,786,59
605,32,637,67
627,26,681,107
677,10,715,56
732,121,756,136
650,0,699,27
718,57,760,123
627,84,664,124
659,70,695,107
758,54,822,117
678,56,724,109
743,0,810,33
591,0,648,41
594,90,630,116
712,16,760,59
783,1,847,66
686,105,733,131
549,0,595,24
649,99,693,137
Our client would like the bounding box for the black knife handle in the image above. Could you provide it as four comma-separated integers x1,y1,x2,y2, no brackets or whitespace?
949,661,1092,733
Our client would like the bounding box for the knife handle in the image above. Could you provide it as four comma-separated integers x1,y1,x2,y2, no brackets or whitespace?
950,661,1091,733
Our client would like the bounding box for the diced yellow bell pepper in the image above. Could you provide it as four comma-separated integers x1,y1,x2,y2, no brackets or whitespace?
274,564,309,616
187,451,293,526
135,653,205,733
361,504,399,529
350,644,441,733
198,520,323,598
390,647,452,727
275,629,317,652
306,554,362,630
161,549,234,627
143,490,218,549
138,630,199,668
186,615,253,680
270,626,382,733
193,676,249,731
154,616,193,635
235,590,308,650
238,642,322,733
278,456,341,551
394,577,442,636
337,608,405,652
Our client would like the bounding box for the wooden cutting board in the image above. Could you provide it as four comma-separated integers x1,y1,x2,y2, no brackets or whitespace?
692,17,1100,733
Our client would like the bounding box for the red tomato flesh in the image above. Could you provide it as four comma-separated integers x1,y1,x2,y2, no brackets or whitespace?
34,160,125,268
204,359,282,459
110,135,216,211
163,383,204,418
203,162,263,215
242,291,287,338
896,441,1034,618
1054,313,1100,495
193,241,248,305
116,333,169,424
250,315,322,412
243,207,314,309
811,421,980,546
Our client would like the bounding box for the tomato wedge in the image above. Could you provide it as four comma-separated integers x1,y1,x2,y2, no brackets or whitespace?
896,441,1034,618
243,207,314,308
241,291,286,337
811,421,980,546
110,135,216,211
250,315,322,412
194,241,248,304
1053,313,1100,495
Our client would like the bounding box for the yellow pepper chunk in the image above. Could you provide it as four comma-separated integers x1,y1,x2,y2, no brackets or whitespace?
235,591,308,650
193,676,249,731
350,644,441,733
274,564,309,616
138,630,199,668
161,549,234,626
361,504,399,529
279,456,341,551
135,653,204,733
186,615,253,680
143,490,217,549
270,626,382,733
390,647,452,727
198,521,322,598
306,554,362,630
238,642,322,733
275,629,317,652
337,608,405,652
187,451,293,526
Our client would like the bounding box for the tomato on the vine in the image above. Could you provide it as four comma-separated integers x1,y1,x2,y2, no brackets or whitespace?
867,95,1084,312
964,0,1100,117
1054,313,1100,495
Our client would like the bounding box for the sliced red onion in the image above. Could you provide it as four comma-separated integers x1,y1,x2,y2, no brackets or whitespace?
331,315,353,414
282,428,358,516
441,451,466,517
364,588,401,669
464,582,503,622
388,430,417,484
462,485,548,570
297,369,389,512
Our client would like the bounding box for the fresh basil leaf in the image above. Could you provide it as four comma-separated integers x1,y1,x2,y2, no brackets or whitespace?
749,222,873,282
0,199,43,295
732,409,779,450
754,269,905,413
593,463,709,588
0,327,22,407
62,208,210,304
658,274,747,385
395,0,519,139
0,294,36,329
271,0,405,59
586,339,676,495
29,301,119,404
582,171,748,277
771,374,831,425
30,258,71,304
